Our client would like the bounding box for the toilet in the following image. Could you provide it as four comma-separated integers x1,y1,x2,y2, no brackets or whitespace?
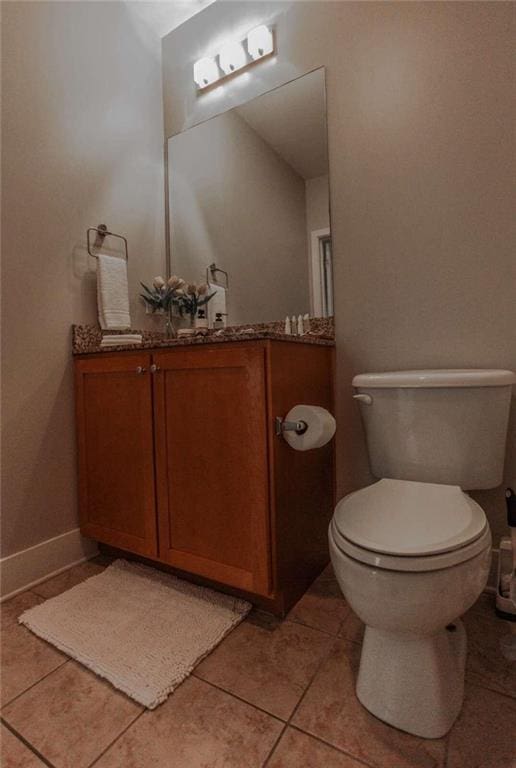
329,368,516,739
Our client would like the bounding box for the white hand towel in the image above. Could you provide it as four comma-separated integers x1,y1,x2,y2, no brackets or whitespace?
100,334,142,347
97,253,131,330
207,282,227,328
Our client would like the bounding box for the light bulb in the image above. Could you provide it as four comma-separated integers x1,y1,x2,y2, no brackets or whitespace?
218,40,247,76
193,57,219,89
247,25,273,60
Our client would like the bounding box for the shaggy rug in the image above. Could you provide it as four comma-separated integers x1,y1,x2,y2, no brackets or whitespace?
20,559,251,708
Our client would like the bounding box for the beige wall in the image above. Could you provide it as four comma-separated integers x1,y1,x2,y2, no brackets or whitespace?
162,1,516,541
1,2,165,557
169,109,309,324
305,175,330,236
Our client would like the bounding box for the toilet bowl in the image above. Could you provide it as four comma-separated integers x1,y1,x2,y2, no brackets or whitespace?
329,478,492,738
329,368,515,738
329,368,515,737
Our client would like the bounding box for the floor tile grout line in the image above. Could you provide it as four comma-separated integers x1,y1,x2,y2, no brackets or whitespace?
443,731,451,768
286,614,336,637
193,623,339,726
282,615,346,640
87,709,145,768
27,587,53,600
286,635,339,727
280,637,374,768
465,679,516,702
287,723,379,768
261,722,288,768
1,716,57,768
1,658,70,710
30,589,53,599
28,568,109,600
285,613,350,640
191,673,287,723
283,632,431,768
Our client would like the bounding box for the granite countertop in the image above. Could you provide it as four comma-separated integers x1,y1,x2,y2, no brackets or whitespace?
72,318,335,355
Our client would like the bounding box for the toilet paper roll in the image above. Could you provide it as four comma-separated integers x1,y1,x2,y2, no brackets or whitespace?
282,405,336,451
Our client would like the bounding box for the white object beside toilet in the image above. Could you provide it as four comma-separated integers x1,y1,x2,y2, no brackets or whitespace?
329,368,515,739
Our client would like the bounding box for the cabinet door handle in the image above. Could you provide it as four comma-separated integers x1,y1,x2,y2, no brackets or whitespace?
150,364,161,373
136,366,147,374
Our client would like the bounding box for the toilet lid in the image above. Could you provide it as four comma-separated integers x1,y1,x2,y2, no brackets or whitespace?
333,479,487,556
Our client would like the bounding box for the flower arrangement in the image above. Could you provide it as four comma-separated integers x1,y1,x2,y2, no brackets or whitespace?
140,276,215,329
174,280,215,321
140,276,181,314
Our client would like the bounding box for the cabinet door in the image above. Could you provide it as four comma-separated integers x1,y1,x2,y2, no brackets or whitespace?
74,354,157,556
153,345,271,596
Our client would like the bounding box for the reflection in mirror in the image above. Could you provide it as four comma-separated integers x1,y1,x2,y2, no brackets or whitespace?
167,68,332,327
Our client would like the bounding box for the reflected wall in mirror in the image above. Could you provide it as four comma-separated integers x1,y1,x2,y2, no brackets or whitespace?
167,67,332,327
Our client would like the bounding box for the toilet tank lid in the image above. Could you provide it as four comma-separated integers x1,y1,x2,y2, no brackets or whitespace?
352,369,516,388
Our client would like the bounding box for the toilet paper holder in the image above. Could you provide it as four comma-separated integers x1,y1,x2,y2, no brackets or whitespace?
275,417,308,436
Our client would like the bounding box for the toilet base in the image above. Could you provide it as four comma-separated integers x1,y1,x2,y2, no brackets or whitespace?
356,619,467,739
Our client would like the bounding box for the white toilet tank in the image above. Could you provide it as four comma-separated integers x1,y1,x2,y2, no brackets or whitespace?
353,369,515,490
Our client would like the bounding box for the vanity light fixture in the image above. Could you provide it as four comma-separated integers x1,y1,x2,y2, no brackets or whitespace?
193,57,220,89
219,40,247,76
193,25,274,92
247,25,274,60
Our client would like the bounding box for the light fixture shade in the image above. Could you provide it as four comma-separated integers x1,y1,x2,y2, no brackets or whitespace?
218,40,247,76
193,57,219,89
247,25,273,60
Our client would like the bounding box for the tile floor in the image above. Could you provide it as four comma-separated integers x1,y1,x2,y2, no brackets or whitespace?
1,559,515,768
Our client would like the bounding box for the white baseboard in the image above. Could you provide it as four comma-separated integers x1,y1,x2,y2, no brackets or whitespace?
0,528,98,601
0,535,502,603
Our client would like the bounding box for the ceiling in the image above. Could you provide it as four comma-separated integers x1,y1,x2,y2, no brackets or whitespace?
236,69,328,181
125,0,215,39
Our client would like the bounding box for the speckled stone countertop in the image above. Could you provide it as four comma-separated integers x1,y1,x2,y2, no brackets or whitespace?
72,318,334,355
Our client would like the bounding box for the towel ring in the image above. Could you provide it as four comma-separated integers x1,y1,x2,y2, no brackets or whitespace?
206,262,228,288
87,224,129,261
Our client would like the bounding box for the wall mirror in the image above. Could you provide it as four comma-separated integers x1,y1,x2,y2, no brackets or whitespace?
167,67,332,327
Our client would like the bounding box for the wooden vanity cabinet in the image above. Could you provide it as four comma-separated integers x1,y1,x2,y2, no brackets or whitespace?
152,345,271,596
74,353,158,558
74,340,335,614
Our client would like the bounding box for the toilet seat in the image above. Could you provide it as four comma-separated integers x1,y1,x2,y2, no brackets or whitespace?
331,478,490,572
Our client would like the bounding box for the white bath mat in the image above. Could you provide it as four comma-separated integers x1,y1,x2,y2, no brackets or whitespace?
19,559,251,709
